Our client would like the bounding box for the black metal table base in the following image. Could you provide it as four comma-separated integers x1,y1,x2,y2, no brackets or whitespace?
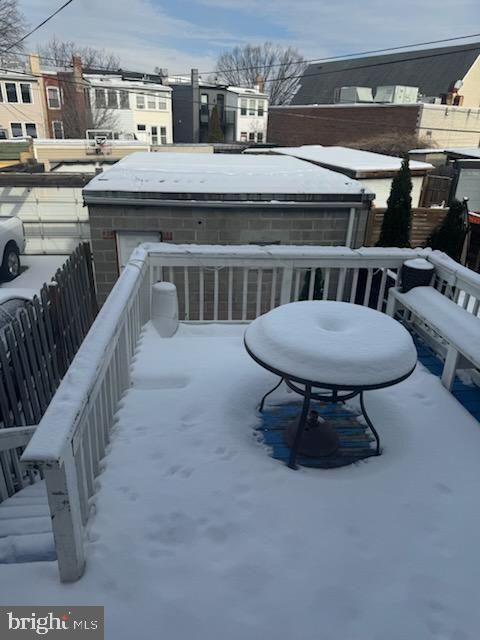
258,378,381,470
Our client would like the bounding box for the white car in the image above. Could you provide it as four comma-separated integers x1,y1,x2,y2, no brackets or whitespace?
0,216,25,281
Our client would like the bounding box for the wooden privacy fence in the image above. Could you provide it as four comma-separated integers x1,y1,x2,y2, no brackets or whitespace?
0,242,98,502
366,207,448,248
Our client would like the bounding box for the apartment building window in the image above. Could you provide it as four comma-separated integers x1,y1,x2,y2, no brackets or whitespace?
137,124,146,133
240,98,247,116
257,101,264,117
147,93,156,109
95,88,106,109
240,131,247,142
158,93,167,110
107,89,118,109
160,126,167,144
0,85,3,102
151,125,158,145
10,122,22,137
248,99,255,116
248,132,255,142
47,86,61,109
257,132,264,143
52,121,64,139
119,90,129,109
25,123,37,138
6,83,18,103
20,83,32,103
136,93,145,109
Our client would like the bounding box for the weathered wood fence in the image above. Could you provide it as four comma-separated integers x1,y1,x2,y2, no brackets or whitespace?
365,207,449,248
0,242,97,501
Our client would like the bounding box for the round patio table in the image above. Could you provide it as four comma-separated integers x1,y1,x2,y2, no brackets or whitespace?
244,301,417,469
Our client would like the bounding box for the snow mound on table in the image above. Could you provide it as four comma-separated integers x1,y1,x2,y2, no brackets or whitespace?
245,301,417,387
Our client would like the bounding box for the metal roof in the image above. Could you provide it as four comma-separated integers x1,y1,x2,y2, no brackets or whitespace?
292,43,480,105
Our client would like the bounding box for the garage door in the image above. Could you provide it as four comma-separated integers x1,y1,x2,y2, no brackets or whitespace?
116,231,162,270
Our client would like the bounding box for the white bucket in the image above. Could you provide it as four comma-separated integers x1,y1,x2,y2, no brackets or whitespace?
151,282,179,338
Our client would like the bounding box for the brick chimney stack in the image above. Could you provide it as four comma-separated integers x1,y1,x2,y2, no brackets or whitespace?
255,74,265,94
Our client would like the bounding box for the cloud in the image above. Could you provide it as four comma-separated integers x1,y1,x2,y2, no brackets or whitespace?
19,0,480,75
197,0,480,57
19,0,244,73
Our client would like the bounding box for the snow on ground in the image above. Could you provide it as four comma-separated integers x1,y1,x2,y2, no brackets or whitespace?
2,322,480,640
0,255,67,292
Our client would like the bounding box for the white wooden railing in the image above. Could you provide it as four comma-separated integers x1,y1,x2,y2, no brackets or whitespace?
19,243,480,581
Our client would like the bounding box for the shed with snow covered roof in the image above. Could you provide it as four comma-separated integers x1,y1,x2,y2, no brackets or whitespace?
83,152,374,302
267,146,433,207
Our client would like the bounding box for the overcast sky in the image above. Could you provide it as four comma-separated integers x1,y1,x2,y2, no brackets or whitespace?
19,0,480,74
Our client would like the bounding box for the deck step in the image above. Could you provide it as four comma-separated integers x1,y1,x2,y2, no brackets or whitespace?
0,480,53,562
0,532,55,563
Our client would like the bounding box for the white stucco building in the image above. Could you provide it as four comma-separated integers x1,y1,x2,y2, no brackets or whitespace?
84,72,173,145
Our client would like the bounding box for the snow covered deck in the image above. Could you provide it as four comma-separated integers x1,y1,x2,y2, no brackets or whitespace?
3,320,480,639
1,241,477,638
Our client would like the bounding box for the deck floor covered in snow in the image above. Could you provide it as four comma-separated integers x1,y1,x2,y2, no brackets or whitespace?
2,322,480,640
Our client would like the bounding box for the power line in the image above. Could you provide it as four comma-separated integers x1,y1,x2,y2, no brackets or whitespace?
1,0,76,55
3,30,480,84
198,32,480,77
259,44,480,85
0,59,479,136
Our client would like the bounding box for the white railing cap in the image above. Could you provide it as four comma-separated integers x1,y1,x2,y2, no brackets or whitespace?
143,242,426,261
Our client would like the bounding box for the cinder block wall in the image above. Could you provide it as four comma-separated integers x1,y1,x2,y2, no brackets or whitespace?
89,204,368,304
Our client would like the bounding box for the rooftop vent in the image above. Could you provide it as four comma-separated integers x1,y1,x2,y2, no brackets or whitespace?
374,86,419,104
334,86,374,104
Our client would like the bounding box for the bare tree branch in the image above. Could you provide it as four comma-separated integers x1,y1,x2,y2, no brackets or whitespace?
0,0,28,65
215,42,306,105
37,36,120,70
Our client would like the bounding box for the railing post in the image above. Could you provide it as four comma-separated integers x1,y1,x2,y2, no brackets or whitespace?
279,265,294,306
43,448,86,582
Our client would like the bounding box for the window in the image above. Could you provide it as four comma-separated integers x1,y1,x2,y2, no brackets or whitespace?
52,121,64,139
0,85,3,102
6,83,18,103
95,88,106,109
25,123,37,138
240,131,247,142
248,132,255,142
10,122,22,137
257,132,264,143
147,93,156,109
119,90,129,109
20,83,32,103
257,101,264,117
137,124,146,131
240,98,247,116
160,126,167,144
248,99,255,116
107,89,118,109
200,93,209,113
47,86,60,109
151,125,158,145
158,93,167,110
136,93,145,109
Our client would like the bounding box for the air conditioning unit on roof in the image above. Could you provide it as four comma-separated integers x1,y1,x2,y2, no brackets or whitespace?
374,86,419,104
336,86,374,104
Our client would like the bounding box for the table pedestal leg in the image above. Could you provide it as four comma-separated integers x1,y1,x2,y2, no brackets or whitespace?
360,391,381,455
288,384,312,470
258,377,284,412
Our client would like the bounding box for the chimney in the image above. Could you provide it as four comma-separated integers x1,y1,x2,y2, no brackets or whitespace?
72,55,83,79
191,68,200,143
29,53,41,75
255,74,265,94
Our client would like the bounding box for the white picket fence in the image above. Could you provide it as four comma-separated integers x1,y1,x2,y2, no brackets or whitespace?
20,243,480,581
